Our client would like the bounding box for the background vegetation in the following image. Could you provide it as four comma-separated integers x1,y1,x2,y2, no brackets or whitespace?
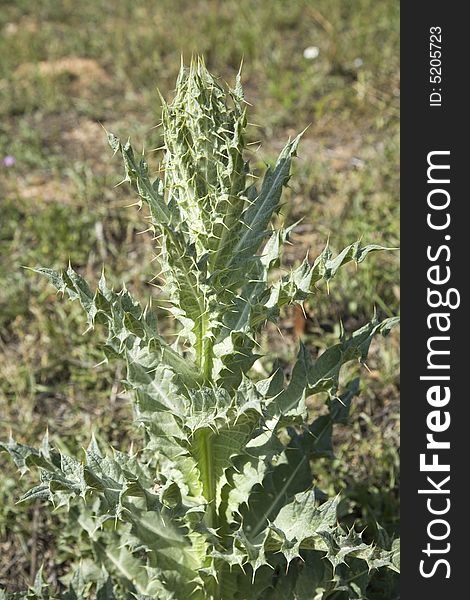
0,0,399,592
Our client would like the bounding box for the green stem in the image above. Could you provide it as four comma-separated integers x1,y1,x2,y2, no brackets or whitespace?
195,429,216,529
202,336,213,382
196,313,213,383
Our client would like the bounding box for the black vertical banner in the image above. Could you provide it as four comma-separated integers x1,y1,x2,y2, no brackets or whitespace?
401,3,466,597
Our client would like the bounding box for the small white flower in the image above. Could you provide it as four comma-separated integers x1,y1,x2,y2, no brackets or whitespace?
303,46,320,60
353,57,364,68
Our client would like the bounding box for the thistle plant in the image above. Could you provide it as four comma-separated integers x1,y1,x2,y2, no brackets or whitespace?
1,59,399,599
